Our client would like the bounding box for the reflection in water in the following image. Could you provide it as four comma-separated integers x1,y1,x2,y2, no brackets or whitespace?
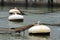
0,6,60,40
8,21,23,28
0,34,11,40
0,31,50,40
9,32,50,40
28,35,50,40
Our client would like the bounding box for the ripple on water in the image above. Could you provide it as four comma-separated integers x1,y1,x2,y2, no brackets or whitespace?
0,6,60,40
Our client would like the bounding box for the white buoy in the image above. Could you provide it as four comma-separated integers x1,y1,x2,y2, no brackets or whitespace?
8,14,24,21
28,21,51,34
8,7,24,21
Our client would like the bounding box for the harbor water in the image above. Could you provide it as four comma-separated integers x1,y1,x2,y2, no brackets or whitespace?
0,6,60,40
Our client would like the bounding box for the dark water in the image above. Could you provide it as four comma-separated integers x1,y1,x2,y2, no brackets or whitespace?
0,6,60,40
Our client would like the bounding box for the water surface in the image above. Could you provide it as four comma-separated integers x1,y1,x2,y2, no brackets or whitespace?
0,6,60,40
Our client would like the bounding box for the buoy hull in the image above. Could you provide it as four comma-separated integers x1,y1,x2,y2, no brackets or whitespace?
29,32,50,35
8,15,24,22
9,19,24,22
28,25,51,34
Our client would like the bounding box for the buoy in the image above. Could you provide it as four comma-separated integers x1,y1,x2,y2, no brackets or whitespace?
8,14,24,21
8,7,24,21
28,21,51,35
